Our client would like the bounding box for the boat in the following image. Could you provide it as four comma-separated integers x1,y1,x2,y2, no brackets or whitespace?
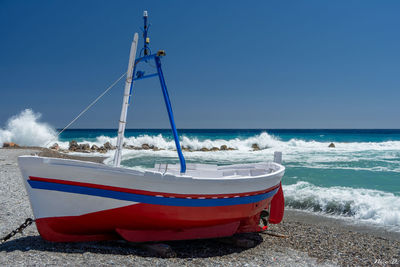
18,11,285,243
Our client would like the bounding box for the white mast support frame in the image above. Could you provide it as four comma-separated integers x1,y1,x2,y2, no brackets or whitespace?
273,151,282,164
114,33,139,167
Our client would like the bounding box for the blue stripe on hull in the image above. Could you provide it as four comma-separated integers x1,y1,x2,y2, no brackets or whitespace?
28,180,278,207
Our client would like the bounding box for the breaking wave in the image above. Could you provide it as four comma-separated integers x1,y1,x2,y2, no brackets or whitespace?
1,109,398,154
1,109,399,172
57,132,400,153
55,133,400,173
0,109,57,147
77,132,281,151
285,181,400,231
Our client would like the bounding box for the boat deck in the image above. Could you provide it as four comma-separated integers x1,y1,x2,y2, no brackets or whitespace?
153,162,281,178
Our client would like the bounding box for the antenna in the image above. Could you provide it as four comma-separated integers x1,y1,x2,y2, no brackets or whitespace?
143,10,150,55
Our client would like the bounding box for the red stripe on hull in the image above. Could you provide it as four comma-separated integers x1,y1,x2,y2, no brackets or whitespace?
35,198,271,242
29,176,280,199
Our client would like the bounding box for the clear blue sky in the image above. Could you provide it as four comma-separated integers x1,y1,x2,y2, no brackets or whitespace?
1,0,399,129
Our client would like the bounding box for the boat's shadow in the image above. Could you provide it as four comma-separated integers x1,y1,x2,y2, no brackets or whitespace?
0,233,263,258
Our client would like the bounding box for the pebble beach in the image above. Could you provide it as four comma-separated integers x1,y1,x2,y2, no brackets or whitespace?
1,148,399,267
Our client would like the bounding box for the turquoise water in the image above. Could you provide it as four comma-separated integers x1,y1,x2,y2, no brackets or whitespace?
57,129,400,230
59,129,400,143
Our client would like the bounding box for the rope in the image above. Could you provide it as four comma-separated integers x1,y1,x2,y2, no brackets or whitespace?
44,72,126,147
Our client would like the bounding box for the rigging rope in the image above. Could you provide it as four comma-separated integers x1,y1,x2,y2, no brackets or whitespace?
44,72,127,147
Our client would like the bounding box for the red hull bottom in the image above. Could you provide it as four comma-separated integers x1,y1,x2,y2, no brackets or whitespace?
35,198,271,242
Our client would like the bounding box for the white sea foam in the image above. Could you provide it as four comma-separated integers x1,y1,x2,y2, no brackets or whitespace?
1,109,399,172
2,109,399,154
84,132,280,152
75,132,400,172
2,109,398,155
0,109,57,147
64,132,400,153
284,181,400,231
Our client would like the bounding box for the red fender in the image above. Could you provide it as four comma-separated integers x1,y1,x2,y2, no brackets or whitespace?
268,182,284,224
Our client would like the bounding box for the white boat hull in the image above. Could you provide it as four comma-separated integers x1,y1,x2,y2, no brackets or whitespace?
18,155,285,242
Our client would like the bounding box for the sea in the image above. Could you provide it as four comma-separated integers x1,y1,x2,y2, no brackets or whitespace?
1,110,400,232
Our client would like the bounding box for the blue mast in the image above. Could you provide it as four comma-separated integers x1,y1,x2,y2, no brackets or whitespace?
143,11,150,56
154,56,186,173
132,11,186,173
